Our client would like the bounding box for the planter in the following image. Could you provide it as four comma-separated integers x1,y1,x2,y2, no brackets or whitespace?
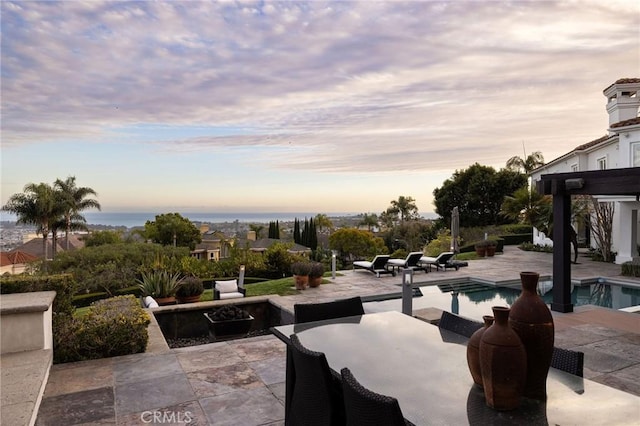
204,312,254,342
486,246,496,257
475,247,487,257
293,274,309,290
177,294,202,304
155,296,177,306
308,276,322,288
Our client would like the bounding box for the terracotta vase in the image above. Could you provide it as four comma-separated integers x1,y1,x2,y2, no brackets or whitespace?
509,271,555,401
294,275,308,290
308,276,322,288
480,306,526,411
467,315,494,387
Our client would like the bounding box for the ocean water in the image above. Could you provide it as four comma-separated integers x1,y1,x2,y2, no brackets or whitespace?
81,212,347,228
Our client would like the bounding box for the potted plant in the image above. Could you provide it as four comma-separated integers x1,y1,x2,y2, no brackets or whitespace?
308,262,325,288
204,305,254,341
136,270,182,305
176,276,204,304
291,261,311,290
474,240,498,257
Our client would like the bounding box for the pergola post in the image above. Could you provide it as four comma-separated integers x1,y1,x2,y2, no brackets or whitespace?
551,180,573,313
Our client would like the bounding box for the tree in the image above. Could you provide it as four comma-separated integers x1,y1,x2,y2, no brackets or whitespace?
54,176,101,250
2,182,61,261
590,197,615,262
268,221,280,239
433,163,527,227
314,213,333,233
359,213,379,231
249,224,264,239
329,228,387,264
142,213,202,250
387,195,419,222
506,151,544,173
500,186,550,226
85,230,123,247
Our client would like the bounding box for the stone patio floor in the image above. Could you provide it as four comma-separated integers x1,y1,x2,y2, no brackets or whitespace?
35,247,640,425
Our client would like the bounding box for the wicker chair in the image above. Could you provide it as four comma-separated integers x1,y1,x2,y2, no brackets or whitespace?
294,296,365,324
287,334,345,426
437,311,483,338
341,367,409,426
551,347,584,377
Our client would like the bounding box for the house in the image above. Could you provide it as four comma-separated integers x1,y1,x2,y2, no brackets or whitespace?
190,231,232,261
530,78,640,264
8,234,86,262
0,250,39,275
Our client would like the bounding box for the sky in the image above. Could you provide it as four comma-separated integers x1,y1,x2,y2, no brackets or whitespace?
1,0,639,218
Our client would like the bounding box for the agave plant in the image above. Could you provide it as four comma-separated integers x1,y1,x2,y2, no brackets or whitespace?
136,270,183,298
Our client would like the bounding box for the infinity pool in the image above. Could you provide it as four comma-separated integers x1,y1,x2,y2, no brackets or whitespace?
363,279,640,321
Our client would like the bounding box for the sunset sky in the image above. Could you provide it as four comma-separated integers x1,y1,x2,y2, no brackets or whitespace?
1,0,638,218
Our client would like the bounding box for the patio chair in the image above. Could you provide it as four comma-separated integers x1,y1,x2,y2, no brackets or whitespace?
341,367,409,426
387,251,425,273
287,334,345,425
294,296,365,324
551,347,584,377
353,255,395,277
419,252,455,271
213,279,246,300
437,311,483,338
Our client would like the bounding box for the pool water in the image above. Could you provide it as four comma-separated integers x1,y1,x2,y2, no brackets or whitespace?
363,280,640,321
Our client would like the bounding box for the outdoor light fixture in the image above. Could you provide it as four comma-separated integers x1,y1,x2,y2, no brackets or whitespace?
402,268,414,316
565,178,584,190
239,265,245,289
331,253,336,280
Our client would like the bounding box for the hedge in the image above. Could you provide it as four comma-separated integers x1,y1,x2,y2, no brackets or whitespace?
499,233,533,246
54,295,150,364
621,261,640,277
0,274,76,319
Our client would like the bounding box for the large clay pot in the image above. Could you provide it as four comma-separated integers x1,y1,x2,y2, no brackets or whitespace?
155,296,177,306
480,306,526,411
308,276,322,288
509,271,554,401
293,275,308,290
467,315,494,387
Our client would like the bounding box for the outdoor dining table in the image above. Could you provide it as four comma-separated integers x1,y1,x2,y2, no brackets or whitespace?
272,310,640,425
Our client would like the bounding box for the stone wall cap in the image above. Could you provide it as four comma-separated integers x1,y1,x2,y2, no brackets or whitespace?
0,291,57,315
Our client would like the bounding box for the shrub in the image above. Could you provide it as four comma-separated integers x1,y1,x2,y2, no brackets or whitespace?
291,261,312,276
621,261,640,277
136,270,182,298
176,276,204,297
54,295,150,363
499,233,533,246
0,274,76,319
309,262,325,278
519,242,553,253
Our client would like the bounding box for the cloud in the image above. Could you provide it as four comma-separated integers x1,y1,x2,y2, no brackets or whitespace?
1,0,638,177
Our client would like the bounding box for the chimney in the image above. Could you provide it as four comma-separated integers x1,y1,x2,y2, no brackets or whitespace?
604,78,640,130
247,231,256,241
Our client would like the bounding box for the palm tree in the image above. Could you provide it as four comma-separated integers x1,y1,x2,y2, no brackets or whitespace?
506,151,545,173
249,224,264,239
314,213,334,233
500,186,550,225
389,195,419,221
54,176,101,250
359,213,379,231
2,182,59,260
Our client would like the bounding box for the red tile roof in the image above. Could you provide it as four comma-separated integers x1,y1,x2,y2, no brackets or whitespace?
603,78,640,92
611,117,640,128
0,250,39,266
573,134,610,151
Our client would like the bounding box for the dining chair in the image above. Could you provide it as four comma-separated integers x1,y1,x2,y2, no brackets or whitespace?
294,296,365,324
341,367,409,426
437,311,483,338
287,334,345,426
551,347,584,377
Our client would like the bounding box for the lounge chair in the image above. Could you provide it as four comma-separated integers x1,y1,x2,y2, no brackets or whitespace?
387,251,425,272
353,255,395,277
551,347,584,377
213,279,246,300
419,252,455,271
438,311,483,338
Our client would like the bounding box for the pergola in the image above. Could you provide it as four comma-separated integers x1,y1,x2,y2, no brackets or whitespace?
537,167,640,313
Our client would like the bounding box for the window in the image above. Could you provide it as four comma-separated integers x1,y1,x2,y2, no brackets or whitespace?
597,156,607,170
571,164,578,172
633,143,640,167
